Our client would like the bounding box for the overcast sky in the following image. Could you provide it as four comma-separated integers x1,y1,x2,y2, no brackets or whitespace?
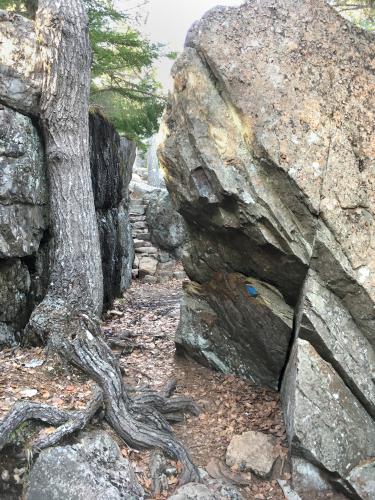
116,0,243,89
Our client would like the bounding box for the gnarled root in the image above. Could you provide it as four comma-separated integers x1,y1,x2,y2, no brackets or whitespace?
1,303,200,485
0,387,103,455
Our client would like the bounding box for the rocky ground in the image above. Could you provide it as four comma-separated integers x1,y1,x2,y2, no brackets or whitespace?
0,274,291,499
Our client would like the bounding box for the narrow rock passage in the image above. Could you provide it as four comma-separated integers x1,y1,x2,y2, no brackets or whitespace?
104,275,289,499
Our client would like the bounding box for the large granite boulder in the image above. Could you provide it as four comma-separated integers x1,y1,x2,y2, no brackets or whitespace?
26,431,144,500
159,0,375,496
0,106,47,343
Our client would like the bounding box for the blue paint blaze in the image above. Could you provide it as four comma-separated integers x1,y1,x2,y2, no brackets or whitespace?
245,284,258,297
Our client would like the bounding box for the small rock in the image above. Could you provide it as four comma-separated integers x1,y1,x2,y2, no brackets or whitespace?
24,359,44,368
1,469,10,482
225,430,279,478
19,388,38,398
173,271,186,280
168,482,215,499
139,256,158,276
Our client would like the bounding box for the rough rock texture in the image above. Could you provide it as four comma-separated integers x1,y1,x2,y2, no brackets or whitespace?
25,431,144,500
146,189,187,254
159,0,375,495
0,11,40,114
177,274,293,389
281,339,375,495
0,105,47,258
225,430,279,478
168,479,243,500
0,107,135,344
89,113,135,307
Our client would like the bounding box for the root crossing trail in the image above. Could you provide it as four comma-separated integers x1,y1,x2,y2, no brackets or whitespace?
0,276,289,499
105,277,288,499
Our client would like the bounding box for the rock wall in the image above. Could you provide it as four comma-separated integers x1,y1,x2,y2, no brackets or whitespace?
0,107,135,345
89,113,135,307
159,0,375,497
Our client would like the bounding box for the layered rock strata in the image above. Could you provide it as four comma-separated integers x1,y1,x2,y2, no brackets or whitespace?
159,0,375,496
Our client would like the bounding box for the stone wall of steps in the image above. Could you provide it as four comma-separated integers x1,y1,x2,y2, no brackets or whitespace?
129,197,186,283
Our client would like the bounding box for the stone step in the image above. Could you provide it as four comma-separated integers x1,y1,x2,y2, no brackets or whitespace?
136,246,158,255
132,221,147,229
133,233,150,241
134,239,152,248
129,206,146,216
129,215,146,222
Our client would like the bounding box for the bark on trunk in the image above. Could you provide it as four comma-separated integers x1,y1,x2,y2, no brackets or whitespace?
28,0,103,337
0,1,200,485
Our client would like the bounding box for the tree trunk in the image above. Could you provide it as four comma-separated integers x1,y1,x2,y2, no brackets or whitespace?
28,0,103,337
0,0,199,485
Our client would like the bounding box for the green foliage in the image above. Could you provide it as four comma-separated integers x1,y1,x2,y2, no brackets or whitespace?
331,1,375,30
87,0,166,143
0,0,166,143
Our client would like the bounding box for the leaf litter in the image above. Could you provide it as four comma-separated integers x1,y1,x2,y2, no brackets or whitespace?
0,275,291,499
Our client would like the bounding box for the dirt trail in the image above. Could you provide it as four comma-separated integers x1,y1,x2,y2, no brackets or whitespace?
0,276,289,499
106,278,288,499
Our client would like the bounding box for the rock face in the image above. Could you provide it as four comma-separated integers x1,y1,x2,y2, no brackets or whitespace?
177,274,293,389
159,0,375,496
26,431,144,500
89,113,136,307
0,108,135,344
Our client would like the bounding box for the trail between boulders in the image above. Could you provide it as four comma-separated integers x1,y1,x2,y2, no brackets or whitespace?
104,277,288,499
0,276,289,499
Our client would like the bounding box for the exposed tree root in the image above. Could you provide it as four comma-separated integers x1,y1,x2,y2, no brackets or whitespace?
0,305,200,485
0,388,103,455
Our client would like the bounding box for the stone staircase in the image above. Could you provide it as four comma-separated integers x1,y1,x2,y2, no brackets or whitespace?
129,196,185,283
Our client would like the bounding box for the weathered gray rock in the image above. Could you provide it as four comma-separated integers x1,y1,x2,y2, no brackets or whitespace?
177,274,293,389
169,483,215,500
138,256,158,277
97,208,122,309
281,339,375,487
169,479,243,500
225,431,279,478
89,114,135,304
0,322,17,347
0,259,30,331
298,270,375,418
0,106,47,258
0,11,40,114
347,459,375,500
0,106,46,205
146,189,186,253
0,204,47,258
159,0,375,495
118,202,134,291
26,431,144,500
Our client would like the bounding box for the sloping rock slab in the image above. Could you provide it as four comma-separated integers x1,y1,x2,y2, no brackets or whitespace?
281,339,375,489
298,270,375,418
26,431,144,500
177,273,293,389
